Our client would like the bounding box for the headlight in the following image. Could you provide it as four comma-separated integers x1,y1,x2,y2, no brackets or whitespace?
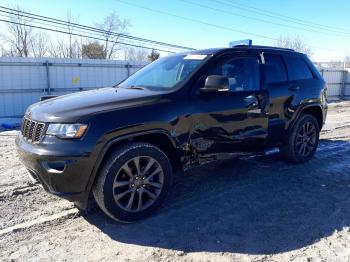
46,124,88,139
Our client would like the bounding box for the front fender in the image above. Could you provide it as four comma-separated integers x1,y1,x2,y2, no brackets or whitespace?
84,127,179,196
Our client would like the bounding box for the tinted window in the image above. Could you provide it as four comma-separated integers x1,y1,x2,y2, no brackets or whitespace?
208,57,260,91
264,54,287,84
284,56,313,80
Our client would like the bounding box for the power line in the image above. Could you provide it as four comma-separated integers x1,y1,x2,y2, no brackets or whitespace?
0,13,100,39
178,0,350,38
115,0,279,41
0,12,179,53
0,6,192,52
0,18,179,53
0,5,194,51
222,0,350,33
115,0,345,54
215,0,350,35
0,5,195,52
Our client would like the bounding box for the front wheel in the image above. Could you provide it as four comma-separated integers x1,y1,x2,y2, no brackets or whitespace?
280,114,320,163
92,142,173,222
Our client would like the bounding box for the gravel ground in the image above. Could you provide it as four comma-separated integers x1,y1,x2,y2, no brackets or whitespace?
1,101,350,262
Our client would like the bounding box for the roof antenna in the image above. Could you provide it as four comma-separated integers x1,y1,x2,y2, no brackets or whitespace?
229,39,252,47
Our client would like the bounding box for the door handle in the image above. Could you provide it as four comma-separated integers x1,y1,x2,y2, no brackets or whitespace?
288,85,300,91
244,95,258,108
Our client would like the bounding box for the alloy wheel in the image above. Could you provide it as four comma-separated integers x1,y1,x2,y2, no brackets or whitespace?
295,121,317,157
112,156,164,212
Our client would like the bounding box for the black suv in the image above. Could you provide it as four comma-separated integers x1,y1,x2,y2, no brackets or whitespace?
16,46,328,222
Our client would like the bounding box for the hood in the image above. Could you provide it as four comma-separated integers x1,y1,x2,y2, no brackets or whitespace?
27,87,163,122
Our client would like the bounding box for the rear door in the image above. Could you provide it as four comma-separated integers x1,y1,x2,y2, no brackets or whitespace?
263,53,292,144
265,53,318,146
190,54,269,158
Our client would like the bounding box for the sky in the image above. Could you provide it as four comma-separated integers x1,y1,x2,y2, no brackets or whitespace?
0,0,349,61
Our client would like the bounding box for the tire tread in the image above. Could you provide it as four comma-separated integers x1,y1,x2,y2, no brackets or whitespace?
92,142,172,222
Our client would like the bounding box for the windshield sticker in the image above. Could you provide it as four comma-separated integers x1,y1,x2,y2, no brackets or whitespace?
184,54,207,60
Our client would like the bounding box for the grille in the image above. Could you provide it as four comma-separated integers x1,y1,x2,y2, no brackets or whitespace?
21,118,46,143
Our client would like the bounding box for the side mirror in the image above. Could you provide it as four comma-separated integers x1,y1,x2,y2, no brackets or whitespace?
200,75,230,93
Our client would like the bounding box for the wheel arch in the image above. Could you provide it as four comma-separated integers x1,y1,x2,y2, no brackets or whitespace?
289,103,323,132
299,104,323,129
85,129,182,195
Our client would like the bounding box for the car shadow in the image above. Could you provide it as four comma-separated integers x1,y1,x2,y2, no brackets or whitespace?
84,139,350,254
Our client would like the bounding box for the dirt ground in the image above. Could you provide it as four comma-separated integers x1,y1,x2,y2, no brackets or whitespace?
1,101,350,262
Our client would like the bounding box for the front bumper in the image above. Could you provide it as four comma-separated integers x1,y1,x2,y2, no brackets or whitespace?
15,134,97,206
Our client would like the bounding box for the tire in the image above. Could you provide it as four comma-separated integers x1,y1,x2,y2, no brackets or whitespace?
280,114,320,163
92,142,173,222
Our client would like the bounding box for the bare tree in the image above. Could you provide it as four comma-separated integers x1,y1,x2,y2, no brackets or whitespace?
96,12,130,59
2,6,35,57
30,32,49,57
1,7,132,60
1,6,51,57
51,37,71,58
66,11,81,58
275,35,313,57
48,12,81,58
123,47,149,62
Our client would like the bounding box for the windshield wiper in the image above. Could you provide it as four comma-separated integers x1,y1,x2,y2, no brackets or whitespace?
123,85,145,90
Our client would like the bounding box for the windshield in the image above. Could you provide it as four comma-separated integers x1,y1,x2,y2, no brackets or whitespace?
118,54,208,90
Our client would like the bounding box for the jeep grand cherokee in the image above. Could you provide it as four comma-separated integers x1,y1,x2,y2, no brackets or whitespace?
16,46,328,222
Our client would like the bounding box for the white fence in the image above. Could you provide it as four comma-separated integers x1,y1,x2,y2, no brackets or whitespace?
0,57,349,122
0,57,147,119
320,69,350,98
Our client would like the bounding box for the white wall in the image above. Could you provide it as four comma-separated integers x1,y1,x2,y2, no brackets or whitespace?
319,69,350,98
0,57,146,119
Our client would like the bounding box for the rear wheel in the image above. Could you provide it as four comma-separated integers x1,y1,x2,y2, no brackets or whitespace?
93,142,173,222
280,114,320,163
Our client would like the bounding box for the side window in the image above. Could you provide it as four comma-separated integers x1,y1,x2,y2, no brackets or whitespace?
284,56,314,81
208,57,260,92
264,54,287,84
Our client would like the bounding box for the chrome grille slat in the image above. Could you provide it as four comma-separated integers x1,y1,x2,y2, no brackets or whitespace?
21,118,46,143
24,120,30,138
34,123,45,142
28,121,35,140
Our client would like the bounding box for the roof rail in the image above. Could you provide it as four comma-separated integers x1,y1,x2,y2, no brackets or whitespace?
233,45,295,52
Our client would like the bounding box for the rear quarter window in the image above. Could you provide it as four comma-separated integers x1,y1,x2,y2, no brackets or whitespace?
284,56,314,81
264,54,288,84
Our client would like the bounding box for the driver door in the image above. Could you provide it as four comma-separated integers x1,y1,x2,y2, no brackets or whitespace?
189,54,269,158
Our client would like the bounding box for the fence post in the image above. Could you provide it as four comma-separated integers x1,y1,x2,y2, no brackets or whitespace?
126,63,131,77
341,70,347,98
44,60,51,95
